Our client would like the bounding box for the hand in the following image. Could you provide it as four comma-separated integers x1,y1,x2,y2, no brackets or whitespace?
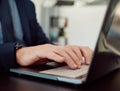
16,44,93,69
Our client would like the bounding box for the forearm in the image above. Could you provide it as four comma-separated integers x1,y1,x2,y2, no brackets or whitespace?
0,43,18,71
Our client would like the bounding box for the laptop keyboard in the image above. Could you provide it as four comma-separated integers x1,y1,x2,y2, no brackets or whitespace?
40,65,89,78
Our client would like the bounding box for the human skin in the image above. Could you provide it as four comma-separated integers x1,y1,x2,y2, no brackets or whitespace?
16,44,93,69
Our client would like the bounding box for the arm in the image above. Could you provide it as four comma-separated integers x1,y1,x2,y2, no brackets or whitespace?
25,0,50,45
0,0,93,71
0,43,17,71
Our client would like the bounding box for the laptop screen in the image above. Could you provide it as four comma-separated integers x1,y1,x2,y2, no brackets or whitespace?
86,0,120,83
100,0,120,55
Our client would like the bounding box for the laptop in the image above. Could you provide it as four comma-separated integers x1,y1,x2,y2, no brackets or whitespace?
10,0,120,85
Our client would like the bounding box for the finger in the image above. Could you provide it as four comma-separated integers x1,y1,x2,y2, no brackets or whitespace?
85,47,93,62
46,52,65,63
54,47,78,69
65,46,81,68
70,46,84,64
84,47,92,64
79,47,92,65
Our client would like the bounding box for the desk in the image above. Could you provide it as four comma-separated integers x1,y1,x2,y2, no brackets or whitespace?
0,69,120,91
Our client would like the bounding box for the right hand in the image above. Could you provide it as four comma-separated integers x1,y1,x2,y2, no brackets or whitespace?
16,44,93,69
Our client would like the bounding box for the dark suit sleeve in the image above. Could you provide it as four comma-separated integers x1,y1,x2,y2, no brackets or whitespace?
0,0,50,71
0,43,17,71
25,0,51,45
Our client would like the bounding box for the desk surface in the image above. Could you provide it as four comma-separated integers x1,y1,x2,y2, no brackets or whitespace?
0,69,120,91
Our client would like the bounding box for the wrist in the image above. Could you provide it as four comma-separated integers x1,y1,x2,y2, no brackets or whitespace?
15,42,24,50
15,42,25,66
16,47,24,66
16,46,39,66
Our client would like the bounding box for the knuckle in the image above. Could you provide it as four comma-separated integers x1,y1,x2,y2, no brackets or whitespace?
45,44,50,46
57,59,64,63
66,45,72,48
85,52,90,57
58,57,65,62
59,46,64,50
45,44,53,47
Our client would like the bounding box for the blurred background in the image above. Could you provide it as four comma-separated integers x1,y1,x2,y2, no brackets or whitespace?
31,0,109,50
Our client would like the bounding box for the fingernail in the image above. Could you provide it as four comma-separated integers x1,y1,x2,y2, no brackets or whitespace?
87,61,90,64
74,64,77,68
81,60,84,64
77,62,81,66
77,65,81,69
